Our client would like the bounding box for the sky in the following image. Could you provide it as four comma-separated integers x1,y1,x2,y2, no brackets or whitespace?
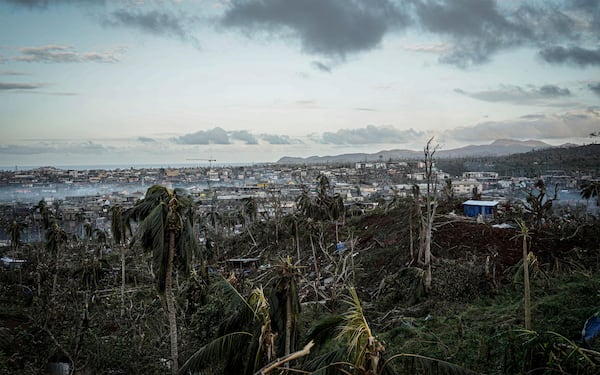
0,0,599,168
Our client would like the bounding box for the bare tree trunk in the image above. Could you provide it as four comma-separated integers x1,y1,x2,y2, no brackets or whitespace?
120,244,125,317
295,221,300,261
166,230,179,374
284,290,293,360
409,212,414,262
310,233,320,302
422,138,438,291
52,249,59,297
523,235,532,330
423,205,436,290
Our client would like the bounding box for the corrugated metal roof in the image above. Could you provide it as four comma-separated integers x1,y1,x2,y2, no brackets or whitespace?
462,200,499,206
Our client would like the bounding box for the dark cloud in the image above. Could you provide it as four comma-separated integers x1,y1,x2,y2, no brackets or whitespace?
14,45,120,63
538,85,571,97
221,0,409,59
1,0,103,8
311,61,331,73
539,46,600,67
104,9,199,46
0,82,42,90
173,127,230,145
450,109,600,141
413,0,530,66
230,130,258,144
455,84,571,105
318,125,423,144
409,0,600,67
589,83,600,96
354,107,376,112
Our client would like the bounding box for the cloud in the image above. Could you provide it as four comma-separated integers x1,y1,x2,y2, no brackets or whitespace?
1,0,104,8
311,60,331,73
0,82,43,90
450,109,600,141
14,45,120,63
104,9,199,46
0,141,111,155
317,125,424,144
409,0,599,67
539,46,600,67
455,84,572,105
589,82,600,96
413,0,530,66
173,128,303,145
259,134,296,144
0,70,28,76
221,0,409,59
230,130,258,144
402,43,452,54
173,127,230,145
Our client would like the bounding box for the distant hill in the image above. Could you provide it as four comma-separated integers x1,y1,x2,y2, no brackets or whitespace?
277,139,554,164
436,143,599,177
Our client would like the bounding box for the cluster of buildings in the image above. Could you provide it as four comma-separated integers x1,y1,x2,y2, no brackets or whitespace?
0,160,592,244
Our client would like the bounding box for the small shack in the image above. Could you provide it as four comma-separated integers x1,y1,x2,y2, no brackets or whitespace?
462,200,499,218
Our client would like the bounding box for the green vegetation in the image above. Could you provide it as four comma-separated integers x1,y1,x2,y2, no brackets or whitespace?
2,151,600,374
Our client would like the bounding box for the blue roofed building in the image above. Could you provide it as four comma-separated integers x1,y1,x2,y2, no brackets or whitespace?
462,200,499,218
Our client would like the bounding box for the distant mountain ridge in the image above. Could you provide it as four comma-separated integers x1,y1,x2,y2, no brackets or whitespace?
277,139,560,164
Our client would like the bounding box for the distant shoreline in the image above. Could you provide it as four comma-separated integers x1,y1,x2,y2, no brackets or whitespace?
0,162,260,172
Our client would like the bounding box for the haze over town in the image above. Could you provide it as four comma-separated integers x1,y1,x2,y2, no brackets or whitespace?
1,0,599,167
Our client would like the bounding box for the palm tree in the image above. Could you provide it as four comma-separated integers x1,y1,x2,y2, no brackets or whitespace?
92,228,107,258
46,220,67,296
296,186,315,219
580,180,600,207
32,199,51,241
179,283,276,375
282,213,302,260
317,173,333,220
270,257,302,359
129,185,199,374
305,287,477,375
83,222,93,243
524,179,557,230
7,220,26,250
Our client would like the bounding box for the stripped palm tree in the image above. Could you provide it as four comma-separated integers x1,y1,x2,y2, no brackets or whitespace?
305,287,477,375
7,220,26,250
269,257,302,359
179,282,276,375
580,180,600,207
129,185,199,374
46,220,67,296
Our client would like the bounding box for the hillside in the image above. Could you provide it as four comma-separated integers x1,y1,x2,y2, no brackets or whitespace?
437,143,600,177
277,139,555,164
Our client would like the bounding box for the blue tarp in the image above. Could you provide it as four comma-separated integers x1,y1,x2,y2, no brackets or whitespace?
582,314,600,344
